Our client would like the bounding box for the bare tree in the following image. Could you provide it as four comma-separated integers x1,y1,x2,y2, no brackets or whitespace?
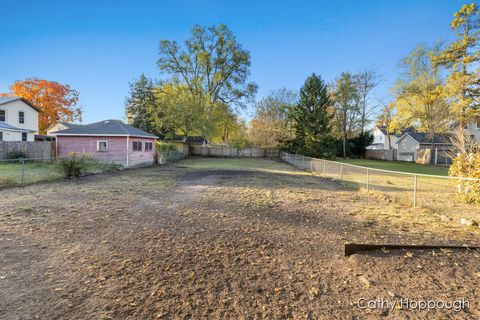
332,72,361,158
356,68,382,133
450,126,478,155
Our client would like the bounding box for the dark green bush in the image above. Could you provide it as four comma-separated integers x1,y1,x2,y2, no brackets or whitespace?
156,142,177,153
6,151,27,160
334,132,374,158
56,153,93,178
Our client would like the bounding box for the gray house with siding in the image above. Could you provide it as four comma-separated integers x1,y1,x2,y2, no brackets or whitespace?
396,132,453,163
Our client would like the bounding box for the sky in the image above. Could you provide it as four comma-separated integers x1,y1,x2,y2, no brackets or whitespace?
0,0,468,124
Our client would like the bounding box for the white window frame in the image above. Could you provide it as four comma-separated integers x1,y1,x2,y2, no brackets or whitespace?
97,140,108,152
0,131,3,141
18,111,25,124
0,109,5,122
476,121,480,130
22,132,27,141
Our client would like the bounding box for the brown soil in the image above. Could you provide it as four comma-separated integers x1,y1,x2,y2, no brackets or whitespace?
1,159,479,319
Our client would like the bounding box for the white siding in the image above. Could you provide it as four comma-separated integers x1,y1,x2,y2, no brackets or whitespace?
0,100,38,133
47,123,70,135
0,100,38,141
0,130,34,141
368,127,398,150
465,120,480,142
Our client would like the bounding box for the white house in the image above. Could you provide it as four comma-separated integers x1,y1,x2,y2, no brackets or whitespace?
464,119,480,142
396,132,453,162
0,96,39,141
367,126,398,150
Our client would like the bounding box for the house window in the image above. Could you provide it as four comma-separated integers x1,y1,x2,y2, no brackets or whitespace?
0,132,3,141
477,121,480,130
465,123,470,129
145,142,153,151
133,141,142,151
22,132,27,141
19,111,25,124
0,110,5,122
97,140,108,152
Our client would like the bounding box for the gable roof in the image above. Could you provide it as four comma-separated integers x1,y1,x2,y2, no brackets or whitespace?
376,125,416,136
0,96,41,112
0,122,36,133
53,119,158,138
398,132,453,145
376,125,388,135
46,122,83,132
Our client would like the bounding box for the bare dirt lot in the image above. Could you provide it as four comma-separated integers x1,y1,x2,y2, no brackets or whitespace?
1,158,480,319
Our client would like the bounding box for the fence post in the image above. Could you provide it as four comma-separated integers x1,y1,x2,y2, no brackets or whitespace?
310,159,313,172
302,156,305,169
106,153,109,172
340,163,343,180
323,160,326,177
366,168,369,192
413,175,417,207
21,158,25,186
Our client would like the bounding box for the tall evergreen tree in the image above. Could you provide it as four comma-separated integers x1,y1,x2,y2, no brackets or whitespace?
288,74,334,158
124,74,165,136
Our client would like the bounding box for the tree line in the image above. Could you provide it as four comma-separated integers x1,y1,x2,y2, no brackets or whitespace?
126,2,480,160
1,2,476,164
380,3,480,154
125,24,381,158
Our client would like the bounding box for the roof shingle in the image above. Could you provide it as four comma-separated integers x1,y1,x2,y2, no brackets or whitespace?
406,132,453,144
0,122,35,132
53,120,158,138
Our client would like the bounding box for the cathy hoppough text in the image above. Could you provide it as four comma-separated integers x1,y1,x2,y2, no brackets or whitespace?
356,298,469,312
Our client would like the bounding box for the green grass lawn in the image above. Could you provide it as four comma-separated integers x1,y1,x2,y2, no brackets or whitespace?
0,162,63,187
335,158,449,176
0,160,114,187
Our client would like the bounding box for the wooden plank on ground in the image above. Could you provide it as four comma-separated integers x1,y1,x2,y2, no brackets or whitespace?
344,243,480,256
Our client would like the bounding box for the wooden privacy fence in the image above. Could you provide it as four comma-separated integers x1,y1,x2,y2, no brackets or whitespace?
190,145,280,158
0,141,55,160
365,149,396,161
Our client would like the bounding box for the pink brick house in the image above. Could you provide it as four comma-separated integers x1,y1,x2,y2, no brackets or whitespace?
52,120,158,167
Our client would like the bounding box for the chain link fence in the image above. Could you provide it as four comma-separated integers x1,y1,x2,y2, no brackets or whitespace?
281,152,480,214
0,150,186,189
0,156,120,188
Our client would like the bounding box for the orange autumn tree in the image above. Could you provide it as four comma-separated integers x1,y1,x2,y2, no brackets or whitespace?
1,78,82,133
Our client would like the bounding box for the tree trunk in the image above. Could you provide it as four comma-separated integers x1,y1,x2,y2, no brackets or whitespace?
430,133,436,165
361,95,367,134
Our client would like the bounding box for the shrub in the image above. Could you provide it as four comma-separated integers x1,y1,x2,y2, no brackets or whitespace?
156,142,177,153
229,137,253,149
56,153,93,179
6,151,27,160
449,152,480,203
0,177,17,187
